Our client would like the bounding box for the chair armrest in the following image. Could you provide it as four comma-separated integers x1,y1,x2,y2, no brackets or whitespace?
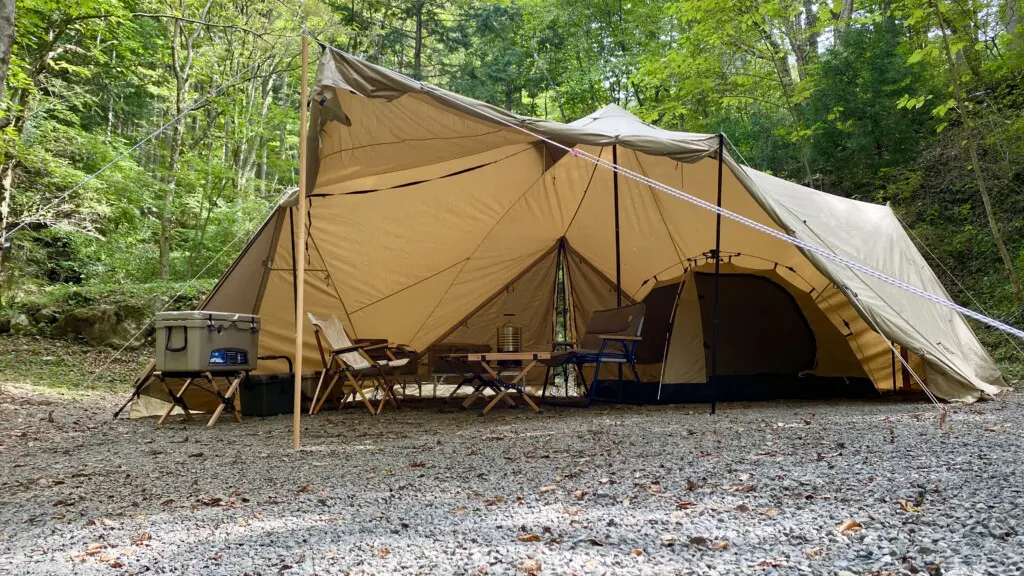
597,334,642,341
331,342,388,355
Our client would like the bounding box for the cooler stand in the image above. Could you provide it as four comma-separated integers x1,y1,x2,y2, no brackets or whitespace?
155,370,248,427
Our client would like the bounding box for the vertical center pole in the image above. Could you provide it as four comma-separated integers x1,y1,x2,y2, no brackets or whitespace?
293,33,309,450
612,144,622,307
710,134,724,416
612,144,623,391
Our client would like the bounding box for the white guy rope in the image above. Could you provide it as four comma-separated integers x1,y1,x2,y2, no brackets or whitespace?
892,210,1024,357
399,70,1024,342
85,187,293,388
1,56,276,243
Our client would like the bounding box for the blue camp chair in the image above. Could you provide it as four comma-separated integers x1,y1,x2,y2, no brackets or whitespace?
541,303,645,405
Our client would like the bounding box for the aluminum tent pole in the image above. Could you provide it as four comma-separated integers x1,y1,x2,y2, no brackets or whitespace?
293,33,309,450
709,134,724,416
612,144,623,394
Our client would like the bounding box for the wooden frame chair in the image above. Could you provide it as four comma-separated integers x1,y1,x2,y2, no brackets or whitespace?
541,303,646,405
307,313,411,415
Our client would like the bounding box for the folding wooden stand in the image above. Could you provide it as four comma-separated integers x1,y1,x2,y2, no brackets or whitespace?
465,352,546,416
154,371,246,427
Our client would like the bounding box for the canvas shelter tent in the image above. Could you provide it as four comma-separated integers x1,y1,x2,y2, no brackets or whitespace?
130,46,1009,417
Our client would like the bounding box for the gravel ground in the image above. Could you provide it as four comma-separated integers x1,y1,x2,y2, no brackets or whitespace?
1,385,1022,576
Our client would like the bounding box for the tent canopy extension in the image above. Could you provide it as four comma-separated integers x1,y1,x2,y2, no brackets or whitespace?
134,46,1007,414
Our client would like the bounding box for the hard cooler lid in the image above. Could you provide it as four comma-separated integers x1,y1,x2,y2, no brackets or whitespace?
154,311,260,323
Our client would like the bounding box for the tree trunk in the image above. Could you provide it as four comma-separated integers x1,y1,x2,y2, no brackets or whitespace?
932,0,1024,309
0,0,14,105
413,0,424,80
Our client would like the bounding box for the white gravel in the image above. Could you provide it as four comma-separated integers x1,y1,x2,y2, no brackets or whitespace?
1,385,1022,575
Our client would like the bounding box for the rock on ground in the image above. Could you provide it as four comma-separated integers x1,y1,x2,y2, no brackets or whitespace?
1,386,1022,575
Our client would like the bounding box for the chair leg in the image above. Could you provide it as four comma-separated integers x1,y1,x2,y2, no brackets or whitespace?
309,369,327,416
587,359,603,406
314,373,340,415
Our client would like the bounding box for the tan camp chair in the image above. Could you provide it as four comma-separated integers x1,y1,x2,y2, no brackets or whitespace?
307,313,411,415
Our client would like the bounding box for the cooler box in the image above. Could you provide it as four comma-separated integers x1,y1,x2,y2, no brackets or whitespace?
154,311,260,373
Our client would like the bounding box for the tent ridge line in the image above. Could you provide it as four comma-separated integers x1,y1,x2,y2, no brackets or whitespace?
407,145,560,344
426,241,562,351
199,203,283,310
632,149,691,269
305,223,356,337
311,143,538,198
253,210,287,315
346,257,471,316
561,148,604,237
317,128,507,163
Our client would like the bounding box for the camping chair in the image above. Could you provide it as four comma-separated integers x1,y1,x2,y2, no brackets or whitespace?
307,313,412,415
541,303,646,406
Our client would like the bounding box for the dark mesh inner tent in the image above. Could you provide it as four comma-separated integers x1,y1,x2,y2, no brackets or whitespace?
693,272,816,377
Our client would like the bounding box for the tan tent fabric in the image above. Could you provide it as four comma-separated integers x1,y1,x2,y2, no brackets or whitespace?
131,48,1008,415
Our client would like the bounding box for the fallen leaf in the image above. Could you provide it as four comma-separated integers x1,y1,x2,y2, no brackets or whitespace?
132,532,152,546
983,426,1002,432
573,490,587,500
676,501,695,510
724,484,756,493
517,533,542,543
762,508,780,517
483,497,505,506
297,484,312,494
377,546,390,558
197,496,223,507
897,500,920,513
452,506,469,515
836,519,863,534
805,547,822,559
689,536,708,546
161,499,175,506
519,558,542,574
754,558,784,569
735,503,751,513
108,560,124,568
540,485,557,493
712,540,730,551
630,548,643,556
599,478,614,485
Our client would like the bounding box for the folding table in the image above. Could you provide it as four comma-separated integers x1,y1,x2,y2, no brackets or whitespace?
464,352,547,416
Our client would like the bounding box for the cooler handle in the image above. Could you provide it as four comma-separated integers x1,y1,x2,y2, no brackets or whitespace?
165,326,188,352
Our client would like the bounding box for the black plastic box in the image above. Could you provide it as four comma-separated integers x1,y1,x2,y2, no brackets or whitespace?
240,373,294,417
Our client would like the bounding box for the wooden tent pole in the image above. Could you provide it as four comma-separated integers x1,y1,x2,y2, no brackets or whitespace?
293,33,309,450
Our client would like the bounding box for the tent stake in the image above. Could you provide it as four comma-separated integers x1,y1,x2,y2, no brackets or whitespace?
710,134,724,416
293,33,309,450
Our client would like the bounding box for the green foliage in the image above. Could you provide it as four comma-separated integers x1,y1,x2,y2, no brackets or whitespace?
1,0,1023,381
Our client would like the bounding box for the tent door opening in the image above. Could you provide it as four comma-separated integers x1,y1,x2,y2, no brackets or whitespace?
693,272,816,377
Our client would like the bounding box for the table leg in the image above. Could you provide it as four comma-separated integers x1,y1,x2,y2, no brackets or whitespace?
207,373,243,428
158,376,194,426
481,388,509,415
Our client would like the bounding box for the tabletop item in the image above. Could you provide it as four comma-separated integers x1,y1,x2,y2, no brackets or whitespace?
497,314,522,353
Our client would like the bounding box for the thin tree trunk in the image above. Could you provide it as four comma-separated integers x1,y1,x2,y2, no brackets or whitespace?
932,0,1024,309
413,0,424,80
0,0,14,105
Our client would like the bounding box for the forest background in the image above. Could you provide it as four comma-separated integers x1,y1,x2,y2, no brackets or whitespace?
1,0,1022,386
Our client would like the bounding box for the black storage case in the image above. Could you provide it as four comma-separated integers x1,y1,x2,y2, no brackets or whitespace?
240,355,294,417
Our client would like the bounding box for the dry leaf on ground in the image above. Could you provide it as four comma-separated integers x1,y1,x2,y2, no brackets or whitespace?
519,558,542,574
517,533,542,543
836,519,863,534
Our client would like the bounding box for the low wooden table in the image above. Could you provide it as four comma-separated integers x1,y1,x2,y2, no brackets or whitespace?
154,371,246,428
465,352,547,416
